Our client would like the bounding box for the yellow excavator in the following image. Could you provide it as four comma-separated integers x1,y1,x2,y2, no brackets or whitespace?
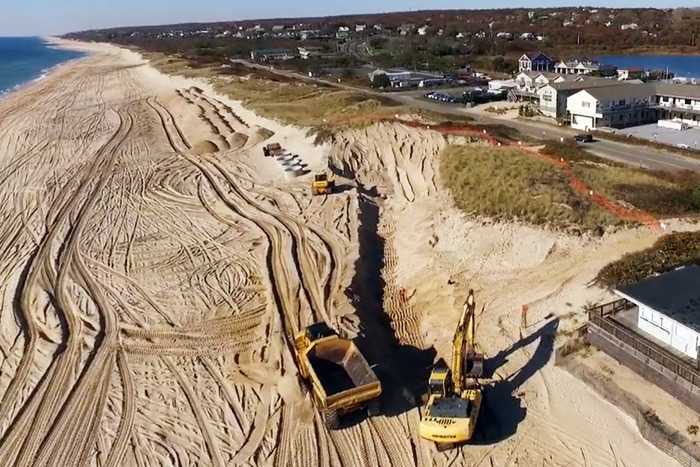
419,289,484,450
311,171,335,196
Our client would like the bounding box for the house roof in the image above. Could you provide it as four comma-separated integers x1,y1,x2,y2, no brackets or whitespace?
548,78,626,92
616,266,700,333
654,83,700,100
519,71,581,82
254,49,294,55
620,66,644,72
555,59,614,71
582,83,655,100
523,51,553,61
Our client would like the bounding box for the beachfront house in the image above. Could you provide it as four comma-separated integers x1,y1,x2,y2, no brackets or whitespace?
566,83,655,130
614,266,700,359
554,60,617,76
518,51,556,72
617,67,645,80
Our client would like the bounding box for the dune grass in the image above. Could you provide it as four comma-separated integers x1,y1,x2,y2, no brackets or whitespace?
144,52,412,131
440,145,622,230
441,143,700,231
574,166,700,217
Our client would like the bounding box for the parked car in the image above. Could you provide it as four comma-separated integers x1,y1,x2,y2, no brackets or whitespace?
574,134,594,143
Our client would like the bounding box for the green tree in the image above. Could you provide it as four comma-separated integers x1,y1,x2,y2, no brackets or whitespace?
371,73,391,89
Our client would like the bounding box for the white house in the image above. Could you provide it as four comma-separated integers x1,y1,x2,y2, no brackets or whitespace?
418,25,430,36
567,83,655,130
615,266,700,360
554,60,617,76
621,23,639,30
617,67,645,80
355,24,367,32
514,71,572,96
538,79,625,119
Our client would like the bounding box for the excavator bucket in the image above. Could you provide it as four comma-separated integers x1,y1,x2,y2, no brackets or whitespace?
464,353,484,378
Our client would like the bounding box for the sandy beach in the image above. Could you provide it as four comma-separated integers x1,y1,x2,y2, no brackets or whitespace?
0,39,688,466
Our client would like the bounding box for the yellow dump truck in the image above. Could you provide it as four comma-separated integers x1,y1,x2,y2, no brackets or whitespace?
294,323,382,429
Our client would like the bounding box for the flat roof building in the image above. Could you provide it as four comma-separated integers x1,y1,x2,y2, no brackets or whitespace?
615,266,700,359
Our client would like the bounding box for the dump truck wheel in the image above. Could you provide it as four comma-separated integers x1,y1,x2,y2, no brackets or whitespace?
367,399,381,417
323,409,339,430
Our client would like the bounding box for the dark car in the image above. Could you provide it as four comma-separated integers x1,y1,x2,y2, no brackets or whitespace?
574,133,594,143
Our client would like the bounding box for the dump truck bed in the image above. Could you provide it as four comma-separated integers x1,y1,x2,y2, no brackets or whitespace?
306,338,380,408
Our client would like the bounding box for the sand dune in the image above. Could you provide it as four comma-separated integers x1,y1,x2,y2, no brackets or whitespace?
0,39,685,466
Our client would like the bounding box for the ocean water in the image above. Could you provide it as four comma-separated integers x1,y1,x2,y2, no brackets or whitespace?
595,54,700,80
0,37,85,96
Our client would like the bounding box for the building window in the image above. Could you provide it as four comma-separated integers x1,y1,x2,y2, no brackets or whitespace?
543,94,552,102
686,99,692,105
582,101,590,108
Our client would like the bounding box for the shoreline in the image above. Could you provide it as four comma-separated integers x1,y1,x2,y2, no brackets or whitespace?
0,37,90,99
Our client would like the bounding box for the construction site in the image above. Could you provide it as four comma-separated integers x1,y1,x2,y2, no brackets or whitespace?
0,39,695,466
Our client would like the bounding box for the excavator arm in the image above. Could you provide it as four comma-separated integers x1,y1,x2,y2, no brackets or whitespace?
451,290,482,393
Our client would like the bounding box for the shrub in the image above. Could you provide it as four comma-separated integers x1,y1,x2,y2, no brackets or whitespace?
693,185,700,209
597,231,700,287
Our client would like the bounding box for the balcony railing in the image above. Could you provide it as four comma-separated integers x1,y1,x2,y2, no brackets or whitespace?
588,299,700,389
652,103,700,116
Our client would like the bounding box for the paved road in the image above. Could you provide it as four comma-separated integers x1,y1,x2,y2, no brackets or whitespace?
231,59,700,173
393,95,700,173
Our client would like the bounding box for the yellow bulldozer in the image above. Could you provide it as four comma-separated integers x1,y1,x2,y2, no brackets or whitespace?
419,290,484,450
311,171,335,196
